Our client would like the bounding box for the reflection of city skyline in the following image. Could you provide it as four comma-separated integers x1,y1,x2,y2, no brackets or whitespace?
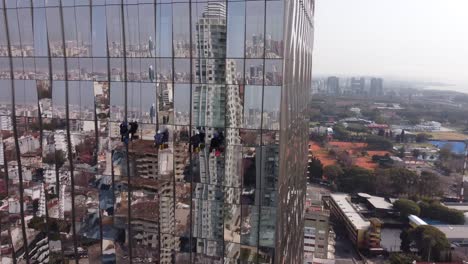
0,1,312,263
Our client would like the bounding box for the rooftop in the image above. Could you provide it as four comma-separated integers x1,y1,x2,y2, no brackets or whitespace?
331,193,370,230
367,196,393,210
443,203,468,212
408,214,428,226
434,225,468,240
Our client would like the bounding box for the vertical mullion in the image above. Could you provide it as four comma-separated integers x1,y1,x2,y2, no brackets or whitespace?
120,1,133,263
2,1,31,263
256,1,268,263
57,1,79,263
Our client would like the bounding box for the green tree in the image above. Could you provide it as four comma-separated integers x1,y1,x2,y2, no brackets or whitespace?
416,133,432,143
409,225,450,262
418,171,442,197
398,146,406,158
400,229,412,252
307,156,324,182
420,201,465,225
394,199,421,218
389,253,421,264
412,149,421,159
365,135,393,151
347,123,369,135
337,166,375,194
439,144,453,161
333,124,351,141
323,165,344,183
378,168,419,196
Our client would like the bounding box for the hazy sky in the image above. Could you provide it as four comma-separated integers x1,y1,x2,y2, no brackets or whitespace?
313,0,468,86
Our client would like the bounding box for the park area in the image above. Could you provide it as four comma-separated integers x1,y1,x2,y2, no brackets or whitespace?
310,141,390,170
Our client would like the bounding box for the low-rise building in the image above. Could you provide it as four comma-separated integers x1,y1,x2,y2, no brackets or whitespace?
324,193,382,250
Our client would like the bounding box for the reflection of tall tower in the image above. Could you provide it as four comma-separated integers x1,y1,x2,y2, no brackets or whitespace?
191,3,231,254
59,184,66,219
38,183,47,217
157,83,173,111
192,3,227,129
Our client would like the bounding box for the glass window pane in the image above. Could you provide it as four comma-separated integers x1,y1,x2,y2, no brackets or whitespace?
76,6,92,57
106,5,124,57
192,85,226,128
123,5,139,57
110,58,124,81
0,79,12,108
156,58,172,82
156,3,173,57
139,4,155,58
92,6,107,57
141,58,156,82
240,205,259,246
52,58,65,80
93,58,108,81
192,1,227,59
0,58,9,79
174,84,190,125
224,204,241,243
67,58,80,80
52,81,66,119
0,12,8,55
80,81,95,121
265,1,284,58
6,9,21,56
33,8,48,56
226,58,244,85
127,83,141,121
12,57,23,79
17,8,34,56
262,86,281,130
110,82,125,121
140,83,156,124
173,3,190,58
245,59,263,85
259,207,276,247
23,58,35,80
157,82,173,125
127,58,141,82
226,85,243,129
35,58,50,80
227,1,245,58
174,59,190,83
63,7,78,57
46,7,64,57
245,1,265,58
79,58,93,81
265,59,283,86
243,86,262,129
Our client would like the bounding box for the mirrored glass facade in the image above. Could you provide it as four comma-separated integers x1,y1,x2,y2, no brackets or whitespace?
0,0,314,263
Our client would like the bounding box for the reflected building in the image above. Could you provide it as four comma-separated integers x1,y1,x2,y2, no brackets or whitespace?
0,0,314,263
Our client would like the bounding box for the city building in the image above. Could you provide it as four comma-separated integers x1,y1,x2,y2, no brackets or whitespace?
304,210,334,263
0,0,314,263
324,194,382,250
370,78,384,97
327,76,340,95
350,77,366,95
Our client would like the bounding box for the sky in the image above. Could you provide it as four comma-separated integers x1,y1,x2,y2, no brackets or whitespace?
313,0,468,89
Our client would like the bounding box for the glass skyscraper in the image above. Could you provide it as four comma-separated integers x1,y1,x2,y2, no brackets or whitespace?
0,0,314,263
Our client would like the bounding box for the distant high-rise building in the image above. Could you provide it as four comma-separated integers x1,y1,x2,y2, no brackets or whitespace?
327,76,341,95
370,78,384,97
351,77,366,94
0,0,314,263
